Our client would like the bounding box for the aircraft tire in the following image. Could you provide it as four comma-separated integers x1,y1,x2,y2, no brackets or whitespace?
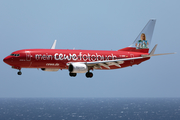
69,73,77,77
17,71,22,75
86,72,93,78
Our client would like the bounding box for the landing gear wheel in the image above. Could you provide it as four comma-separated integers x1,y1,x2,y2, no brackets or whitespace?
69,73,77,77
17,71,22,75
86,72,93,78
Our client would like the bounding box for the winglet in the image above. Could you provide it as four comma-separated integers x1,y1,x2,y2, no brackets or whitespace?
51,40,57,49
149,44,158,55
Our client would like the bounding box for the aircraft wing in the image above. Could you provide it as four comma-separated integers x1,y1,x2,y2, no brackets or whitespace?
66,57,144,69
85,57,143,69
67,44,175,70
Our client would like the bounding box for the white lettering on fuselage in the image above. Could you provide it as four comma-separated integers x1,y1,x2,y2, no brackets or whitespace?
54,52,117,61
35,52,118,61
35,54,53,60
46,63,59,66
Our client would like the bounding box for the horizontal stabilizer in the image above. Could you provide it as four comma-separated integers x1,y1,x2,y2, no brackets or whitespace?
142,53,175,58
142,44,176,58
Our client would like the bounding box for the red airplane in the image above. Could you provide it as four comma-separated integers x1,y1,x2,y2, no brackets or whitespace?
3,19,174,78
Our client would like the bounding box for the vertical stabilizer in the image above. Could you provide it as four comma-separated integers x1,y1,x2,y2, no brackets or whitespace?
119,19,156,53
130,19,156,49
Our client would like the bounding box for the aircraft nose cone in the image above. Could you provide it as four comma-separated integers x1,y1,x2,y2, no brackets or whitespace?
3,57,7,63
3,56,12,65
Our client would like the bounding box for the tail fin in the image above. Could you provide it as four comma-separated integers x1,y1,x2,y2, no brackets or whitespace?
118,19,156,53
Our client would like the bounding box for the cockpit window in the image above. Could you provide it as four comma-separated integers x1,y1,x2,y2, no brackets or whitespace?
10,54,20,57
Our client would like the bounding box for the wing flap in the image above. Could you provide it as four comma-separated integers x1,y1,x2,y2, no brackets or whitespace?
99,63,110,69
86,57,143,69
67,57,144,70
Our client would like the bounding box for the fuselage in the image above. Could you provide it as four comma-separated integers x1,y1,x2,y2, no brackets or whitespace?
3,19,173,78
3,48,150,70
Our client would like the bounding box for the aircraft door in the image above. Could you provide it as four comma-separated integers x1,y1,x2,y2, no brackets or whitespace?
130,54,134,64
26,52,31,61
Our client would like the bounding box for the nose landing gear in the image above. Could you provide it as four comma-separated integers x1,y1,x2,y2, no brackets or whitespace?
17,70,22,75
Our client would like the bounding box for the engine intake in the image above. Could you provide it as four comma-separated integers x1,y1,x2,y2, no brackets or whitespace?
68,63,88,73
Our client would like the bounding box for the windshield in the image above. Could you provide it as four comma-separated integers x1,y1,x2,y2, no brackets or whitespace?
10,54,20,57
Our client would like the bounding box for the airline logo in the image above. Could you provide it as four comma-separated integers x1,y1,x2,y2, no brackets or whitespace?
35,52,119,61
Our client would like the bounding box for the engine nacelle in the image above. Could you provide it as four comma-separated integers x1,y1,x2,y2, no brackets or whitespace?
68,63,88,73
41,68,59,72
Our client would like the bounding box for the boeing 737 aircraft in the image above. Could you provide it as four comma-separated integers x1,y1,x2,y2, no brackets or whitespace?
3,19,175,78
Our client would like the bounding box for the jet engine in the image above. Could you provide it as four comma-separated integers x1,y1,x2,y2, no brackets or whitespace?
68,63,88,73
41,68,59,72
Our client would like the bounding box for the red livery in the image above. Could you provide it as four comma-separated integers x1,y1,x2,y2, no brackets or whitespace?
3,19,174,78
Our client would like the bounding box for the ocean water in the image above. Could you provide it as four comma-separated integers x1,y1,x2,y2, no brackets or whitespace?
0,98,180,120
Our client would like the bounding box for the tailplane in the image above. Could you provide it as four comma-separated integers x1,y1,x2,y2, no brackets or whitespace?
141,44,175,57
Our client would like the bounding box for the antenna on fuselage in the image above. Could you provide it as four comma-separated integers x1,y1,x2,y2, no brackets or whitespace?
51,40,57,49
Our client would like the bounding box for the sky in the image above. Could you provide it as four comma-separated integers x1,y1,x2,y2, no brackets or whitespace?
0,0,179,98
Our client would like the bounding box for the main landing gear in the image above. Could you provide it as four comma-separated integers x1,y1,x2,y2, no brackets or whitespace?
69,71,93,78
17,70,22,75
69,73,77,77
86,72,93,78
